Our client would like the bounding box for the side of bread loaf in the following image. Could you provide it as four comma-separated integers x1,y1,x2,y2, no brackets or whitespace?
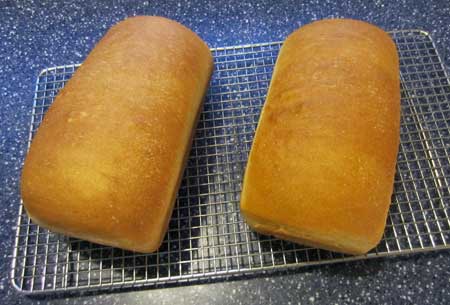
21,16,213,253
240,19,400,255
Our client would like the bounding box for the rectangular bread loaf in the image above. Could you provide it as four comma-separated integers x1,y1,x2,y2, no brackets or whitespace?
240,19,400,255
21,16,213,253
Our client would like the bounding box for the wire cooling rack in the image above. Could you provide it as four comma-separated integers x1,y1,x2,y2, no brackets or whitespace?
11,30,450,294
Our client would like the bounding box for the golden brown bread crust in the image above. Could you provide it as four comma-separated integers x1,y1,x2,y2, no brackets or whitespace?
21,16,213,253
240,19,400,255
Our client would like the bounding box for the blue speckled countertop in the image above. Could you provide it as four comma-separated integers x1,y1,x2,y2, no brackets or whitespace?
1,0,450,304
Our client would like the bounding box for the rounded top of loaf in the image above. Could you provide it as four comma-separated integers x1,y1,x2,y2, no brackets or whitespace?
284,18,398,70
287,18,396,52
110,15,211,52
292,18,389,34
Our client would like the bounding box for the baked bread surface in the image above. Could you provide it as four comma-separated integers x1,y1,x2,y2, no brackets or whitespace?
21,16,213,253
240,19,400,255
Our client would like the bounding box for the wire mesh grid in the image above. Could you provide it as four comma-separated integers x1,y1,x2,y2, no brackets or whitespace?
11,30,450,294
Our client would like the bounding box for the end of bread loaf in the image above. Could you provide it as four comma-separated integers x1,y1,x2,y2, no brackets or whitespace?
241,207,383,255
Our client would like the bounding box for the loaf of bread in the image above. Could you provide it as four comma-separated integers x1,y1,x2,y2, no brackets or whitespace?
240,19,400,255
21,16,213,253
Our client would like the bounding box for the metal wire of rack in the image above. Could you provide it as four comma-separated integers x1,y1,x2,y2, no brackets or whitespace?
11,30,450,294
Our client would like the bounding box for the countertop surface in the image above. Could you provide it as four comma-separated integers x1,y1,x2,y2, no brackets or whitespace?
1,0,450,304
